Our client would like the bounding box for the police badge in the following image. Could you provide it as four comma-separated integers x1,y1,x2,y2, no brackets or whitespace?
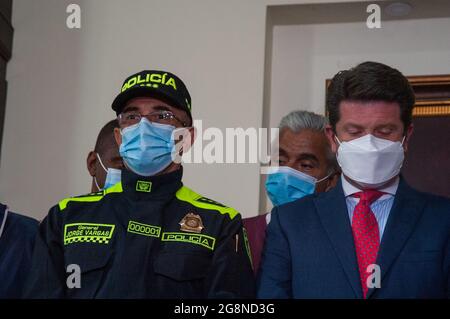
179,213,204,233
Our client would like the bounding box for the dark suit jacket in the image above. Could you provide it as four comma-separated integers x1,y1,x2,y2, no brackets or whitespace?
257,178,450,298
0,203,39,298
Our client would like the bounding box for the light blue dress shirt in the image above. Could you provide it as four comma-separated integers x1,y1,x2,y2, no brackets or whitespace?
342,177,399,239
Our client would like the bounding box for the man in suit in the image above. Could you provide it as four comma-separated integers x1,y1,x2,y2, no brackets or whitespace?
243,111,339,275
257,61,450,299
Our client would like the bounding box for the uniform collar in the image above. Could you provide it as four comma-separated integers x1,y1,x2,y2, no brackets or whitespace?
121,167,183,200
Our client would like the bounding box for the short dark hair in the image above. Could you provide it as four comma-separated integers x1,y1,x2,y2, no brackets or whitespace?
326,61,415,132
94,119,119,154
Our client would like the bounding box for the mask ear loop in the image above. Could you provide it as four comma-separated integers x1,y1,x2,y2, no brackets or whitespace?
0,206,9,239
333,135,342,161
93,153,108,192
318,133,340,185
93,176,102,192
96,153,108,173
316,173,332,184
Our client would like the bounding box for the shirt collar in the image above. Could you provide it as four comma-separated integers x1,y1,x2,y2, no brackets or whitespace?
341,175,399,198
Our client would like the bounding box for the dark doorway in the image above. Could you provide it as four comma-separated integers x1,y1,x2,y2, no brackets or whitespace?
402,115,450,198
0,0,13,162
401,76,450,199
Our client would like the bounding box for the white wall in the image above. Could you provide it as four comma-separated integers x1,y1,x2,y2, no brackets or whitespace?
4,0,443,220
269,17,450,127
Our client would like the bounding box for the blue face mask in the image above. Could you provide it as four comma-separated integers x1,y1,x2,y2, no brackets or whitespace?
94,153,122,191
265,166,329,206
119,118,176,176
104,168,121,189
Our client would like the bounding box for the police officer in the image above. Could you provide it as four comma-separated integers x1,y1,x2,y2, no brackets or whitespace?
24,70,255,298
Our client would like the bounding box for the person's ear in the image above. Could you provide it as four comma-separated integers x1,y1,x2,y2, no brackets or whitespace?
86,151,97,177
325,172,340,192
325,125,338,153
114,127,122,147
184,126,196,152
174,126,196,156
402,123,414,152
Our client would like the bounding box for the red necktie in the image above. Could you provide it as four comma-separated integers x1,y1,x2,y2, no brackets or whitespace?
351,190,384,298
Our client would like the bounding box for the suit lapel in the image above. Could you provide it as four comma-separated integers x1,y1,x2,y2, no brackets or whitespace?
366,178,425,298
314,180,363,299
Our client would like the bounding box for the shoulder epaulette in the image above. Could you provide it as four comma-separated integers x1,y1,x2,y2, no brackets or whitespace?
58,182,123,211
175,186,239,220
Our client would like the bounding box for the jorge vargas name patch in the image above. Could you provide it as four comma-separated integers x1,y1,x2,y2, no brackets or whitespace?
64,223,115,245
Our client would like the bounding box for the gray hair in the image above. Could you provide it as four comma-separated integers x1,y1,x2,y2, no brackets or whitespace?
279,110,328,133
278,110,338,175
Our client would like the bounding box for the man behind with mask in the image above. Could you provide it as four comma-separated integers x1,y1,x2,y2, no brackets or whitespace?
24,70,255,298
86,119,123,192
243,110,339,275
258,61,450,299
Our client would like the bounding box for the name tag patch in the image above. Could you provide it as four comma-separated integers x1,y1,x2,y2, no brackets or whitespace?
64,223,115,245
127,220,161,238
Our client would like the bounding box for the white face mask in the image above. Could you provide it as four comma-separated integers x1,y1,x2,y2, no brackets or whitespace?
336,134,405,188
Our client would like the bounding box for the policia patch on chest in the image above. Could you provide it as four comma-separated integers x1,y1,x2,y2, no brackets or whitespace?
162,232,216,250
64,223,115,245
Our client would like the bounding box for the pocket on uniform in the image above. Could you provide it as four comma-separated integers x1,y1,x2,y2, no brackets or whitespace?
64,245,113,298
65,245,113,273
153,251,211,281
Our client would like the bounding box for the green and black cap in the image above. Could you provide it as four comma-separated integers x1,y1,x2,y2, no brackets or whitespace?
112,70,192,122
